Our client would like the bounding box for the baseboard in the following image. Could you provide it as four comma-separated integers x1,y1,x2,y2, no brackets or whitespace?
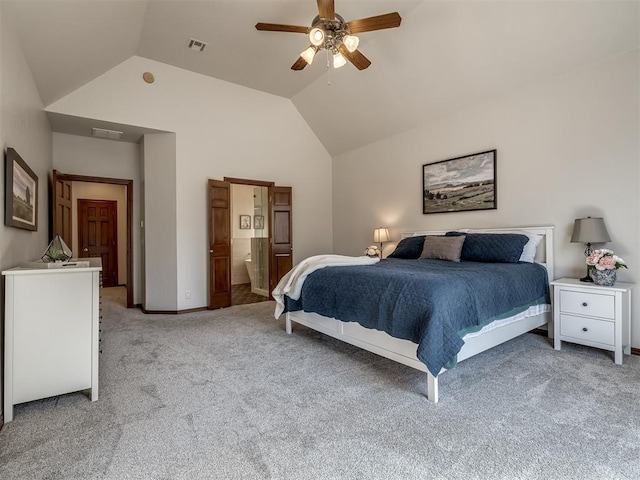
139,306,208,315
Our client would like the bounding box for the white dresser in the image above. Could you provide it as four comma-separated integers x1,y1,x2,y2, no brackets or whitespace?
3,258,102,422
551,277,633,364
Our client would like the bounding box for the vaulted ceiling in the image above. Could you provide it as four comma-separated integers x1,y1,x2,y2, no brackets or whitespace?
3,0,638,155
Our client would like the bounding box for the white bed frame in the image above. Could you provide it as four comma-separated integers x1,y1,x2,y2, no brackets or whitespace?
285,226,555,403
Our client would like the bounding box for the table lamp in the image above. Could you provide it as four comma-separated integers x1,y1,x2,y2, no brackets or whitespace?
570,216,611,282
373,227,390,258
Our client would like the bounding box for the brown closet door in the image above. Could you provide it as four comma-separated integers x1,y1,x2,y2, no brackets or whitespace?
78,199,118,287
269,186,293,297
208,180,231,309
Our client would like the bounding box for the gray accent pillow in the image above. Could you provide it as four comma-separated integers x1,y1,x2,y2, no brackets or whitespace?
419,235,465,262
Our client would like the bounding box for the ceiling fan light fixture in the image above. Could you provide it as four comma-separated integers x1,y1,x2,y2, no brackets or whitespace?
343,35,359,53
309,27,325,46
333,52,347,68
300,46,317,65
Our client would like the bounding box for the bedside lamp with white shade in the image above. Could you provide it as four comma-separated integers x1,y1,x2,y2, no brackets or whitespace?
373,227,390,258
570,216,611,282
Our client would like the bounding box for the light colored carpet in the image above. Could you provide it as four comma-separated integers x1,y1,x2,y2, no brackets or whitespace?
1,287,639,480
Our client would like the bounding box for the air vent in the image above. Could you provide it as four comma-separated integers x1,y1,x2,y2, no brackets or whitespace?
187,38,208,52
92,128,123,140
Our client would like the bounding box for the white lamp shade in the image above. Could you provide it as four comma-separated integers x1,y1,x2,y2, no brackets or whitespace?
333,52,347,68
343,35,359,53
300,46,316,65
373,227,390,243
570,217,611,243
309,27,325,46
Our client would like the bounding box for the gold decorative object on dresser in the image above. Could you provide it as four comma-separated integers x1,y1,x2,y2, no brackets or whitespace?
551,278,633,364
2,258,102,422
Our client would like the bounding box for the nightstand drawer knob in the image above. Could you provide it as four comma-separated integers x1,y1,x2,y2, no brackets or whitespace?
582,327,588,332
582,302,588,307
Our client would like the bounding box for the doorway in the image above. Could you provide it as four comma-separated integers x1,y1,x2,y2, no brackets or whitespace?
230,183,270,306
208,177,293,310
53,170,134,307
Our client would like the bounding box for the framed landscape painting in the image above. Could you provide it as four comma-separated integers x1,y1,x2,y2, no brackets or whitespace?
5,148,38,231
423,149,496,214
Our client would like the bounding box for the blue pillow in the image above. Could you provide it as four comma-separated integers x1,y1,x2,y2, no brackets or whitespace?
445,232,528,263
388,236,426,259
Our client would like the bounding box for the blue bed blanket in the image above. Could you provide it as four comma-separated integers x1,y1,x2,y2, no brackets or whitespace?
284,258,550,376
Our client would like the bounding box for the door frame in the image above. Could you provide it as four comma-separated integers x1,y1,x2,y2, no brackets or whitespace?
223,177,275,300
209,177,292,308
223,177,275,303
53,171,134,308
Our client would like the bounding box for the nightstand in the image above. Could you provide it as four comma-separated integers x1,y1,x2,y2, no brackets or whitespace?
551,278,633,364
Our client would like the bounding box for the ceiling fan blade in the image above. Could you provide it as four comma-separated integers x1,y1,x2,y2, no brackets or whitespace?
291,57,308,71
339,45,371,70
347,12,401,34
317,0,335,19
255,23,309,34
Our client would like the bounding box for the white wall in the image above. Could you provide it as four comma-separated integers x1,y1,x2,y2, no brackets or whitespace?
53,133,141,300
71,182,127,285
231,184,253,285
0,9,53,419
47,56,333,310
231,184,254,239
333,51,640,346
141,133,177,311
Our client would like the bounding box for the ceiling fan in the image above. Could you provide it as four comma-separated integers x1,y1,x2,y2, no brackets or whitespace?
255,0,401,71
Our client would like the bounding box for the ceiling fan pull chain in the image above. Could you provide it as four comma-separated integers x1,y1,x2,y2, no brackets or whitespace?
326,49,331,86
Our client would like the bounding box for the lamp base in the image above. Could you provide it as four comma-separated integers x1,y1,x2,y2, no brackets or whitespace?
580,252,594,282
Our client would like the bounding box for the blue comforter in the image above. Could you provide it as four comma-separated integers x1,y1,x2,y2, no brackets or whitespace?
284,258,550,376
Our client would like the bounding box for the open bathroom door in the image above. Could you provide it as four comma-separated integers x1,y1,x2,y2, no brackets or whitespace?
208,179,232,309
269,186,293,298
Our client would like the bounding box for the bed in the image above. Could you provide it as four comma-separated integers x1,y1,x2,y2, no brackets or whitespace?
277,226,555,403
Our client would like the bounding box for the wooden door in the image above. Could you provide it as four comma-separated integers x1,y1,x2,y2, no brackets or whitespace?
78,199,118,287
52,170,72,247
208,180,231,309
269,186,293,296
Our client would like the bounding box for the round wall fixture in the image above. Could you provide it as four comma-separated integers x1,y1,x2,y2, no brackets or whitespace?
142,72,155,84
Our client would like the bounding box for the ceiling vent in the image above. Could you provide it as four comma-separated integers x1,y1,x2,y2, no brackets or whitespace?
187,38,208,52
92,127,123,140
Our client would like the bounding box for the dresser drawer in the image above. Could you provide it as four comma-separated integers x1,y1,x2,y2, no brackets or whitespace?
560,314,614,346
559,290,614,319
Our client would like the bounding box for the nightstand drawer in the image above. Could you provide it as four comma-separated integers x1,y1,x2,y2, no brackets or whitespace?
560,314,614,346
559,290,614,319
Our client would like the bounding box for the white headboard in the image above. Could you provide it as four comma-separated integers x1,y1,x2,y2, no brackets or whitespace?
400,226,555,282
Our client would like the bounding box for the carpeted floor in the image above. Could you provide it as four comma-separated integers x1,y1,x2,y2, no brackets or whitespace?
1,287,639,479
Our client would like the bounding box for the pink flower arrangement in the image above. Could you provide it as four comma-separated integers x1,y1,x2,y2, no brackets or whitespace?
586,249,627,271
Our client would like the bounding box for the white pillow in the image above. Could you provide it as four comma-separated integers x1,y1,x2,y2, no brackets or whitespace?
502,232,542,263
